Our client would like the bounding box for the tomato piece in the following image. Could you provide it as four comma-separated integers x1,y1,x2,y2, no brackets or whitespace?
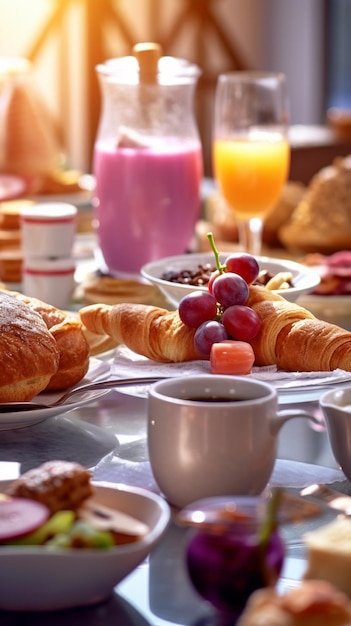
0,498,50,541
210,341,255,375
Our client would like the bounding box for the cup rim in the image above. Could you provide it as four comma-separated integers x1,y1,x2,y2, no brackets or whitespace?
149,374,276,405
320,385,351,410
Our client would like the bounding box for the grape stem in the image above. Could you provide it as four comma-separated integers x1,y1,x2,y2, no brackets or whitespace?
207,232,225,274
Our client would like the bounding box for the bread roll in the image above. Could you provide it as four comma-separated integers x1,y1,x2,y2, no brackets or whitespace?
9,292,90,390
236,580,351,626
280,156,351,253
0,291,59,401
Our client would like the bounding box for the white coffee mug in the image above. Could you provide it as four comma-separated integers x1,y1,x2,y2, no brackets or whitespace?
148,375,318,508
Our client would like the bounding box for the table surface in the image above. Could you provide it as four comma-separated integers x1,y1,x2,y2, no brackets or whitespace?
0,358,349,625
0,231,349,623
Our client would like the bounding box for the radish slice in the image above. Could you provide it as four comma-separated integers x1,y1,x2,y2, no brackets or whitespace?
210,341,255,375
0,498,50,541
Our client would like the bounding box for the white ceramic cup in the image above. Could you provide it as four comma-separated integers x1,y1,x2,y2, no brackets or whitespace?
22,257,76,309
20,202,77,258
148,375,317,508
320,386,351,481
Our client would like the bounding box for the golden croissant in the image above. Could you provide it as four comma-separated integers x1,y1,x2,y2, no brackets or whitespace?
79,302,201,362
79,287,351,371
247,286,351,371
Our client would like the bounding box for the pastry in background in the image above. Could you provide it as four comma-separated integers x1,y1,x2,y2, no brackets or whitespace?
0,199,28,230
303,515,351,598
0,249,23,283
264,181,306,247
0,200,32,283
2,81,61,190
204,191,238,243
302,251,351,295
76,272,169,307
0,59,87,198
202,182,306,250
236,579,351,626
280,156,351,253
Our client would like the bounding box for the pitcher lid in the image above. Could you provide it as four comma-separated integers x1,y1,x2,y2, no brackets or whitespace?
97,52,201,85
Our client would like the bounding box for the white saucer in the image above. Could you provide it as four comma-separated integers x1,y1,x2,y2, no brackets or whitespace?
0,358,110,431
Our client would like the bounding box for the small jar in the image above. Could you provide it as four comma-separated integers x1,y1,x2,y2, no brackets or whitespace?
20,202,77,258
185,496,284,622
22,257,76,309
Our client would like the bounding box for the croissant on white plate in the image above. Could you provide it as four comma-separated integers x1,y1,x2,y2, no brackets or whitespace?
79,286,351,372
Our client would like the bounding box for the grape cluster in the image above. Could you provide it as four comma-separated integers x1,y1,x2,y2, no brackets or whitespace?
178,253,262,357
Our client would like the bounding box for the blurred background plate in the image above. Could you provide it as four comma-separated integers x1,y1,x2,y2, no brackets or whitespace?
297,294,351,331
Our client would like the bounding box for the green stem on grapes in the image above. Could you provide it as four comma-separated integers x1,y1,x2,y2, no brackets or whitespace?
259,487,282,549
207,232,225,274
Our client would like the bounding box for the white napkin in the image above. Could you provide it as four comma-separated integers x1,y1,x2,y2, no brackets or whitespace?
109,345,351,390
270,459,345,489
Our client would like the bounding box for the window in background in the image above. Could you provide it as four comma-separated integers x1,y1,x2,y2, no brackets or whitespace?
325,0,351,110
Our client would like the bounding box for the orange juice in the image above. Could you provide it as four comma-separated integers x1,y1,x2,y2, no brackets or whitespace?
213,136,290,219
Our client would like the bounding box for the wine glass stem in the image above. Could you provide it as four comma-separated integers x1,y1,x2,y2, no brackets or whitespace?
237,217,263,256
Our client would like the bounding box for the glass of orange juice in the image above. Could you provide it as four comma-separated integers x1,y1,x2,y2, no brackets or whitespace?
213,72,290,255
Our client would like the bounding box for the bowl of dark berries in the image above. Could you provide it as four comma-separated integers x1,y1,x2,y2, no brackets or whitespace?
141,251,320,308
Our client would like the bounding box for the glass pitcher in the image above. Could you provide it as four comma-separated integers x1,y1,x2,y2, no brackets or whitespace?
93,43,203,276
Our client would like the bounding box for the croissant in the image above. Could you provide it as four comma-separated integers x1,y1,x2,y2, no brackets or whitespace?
79,302,201,363
247,285,351,372
79,288,351,372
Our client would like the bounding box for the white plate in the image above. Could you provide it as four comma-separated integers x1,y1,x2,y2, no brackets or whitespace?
247,367,351,404
0,358,111,431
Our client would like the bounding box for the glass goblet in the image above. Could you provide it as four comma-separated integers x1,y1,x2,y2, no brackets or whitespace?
213,71,290,256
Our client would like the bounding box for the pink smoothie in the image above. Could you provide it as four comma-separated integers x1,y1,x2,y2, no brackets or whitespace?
93,139,203,275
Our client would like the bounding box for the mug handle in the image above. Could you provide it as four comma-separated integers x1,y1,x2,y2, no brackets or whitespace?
270,409,323,436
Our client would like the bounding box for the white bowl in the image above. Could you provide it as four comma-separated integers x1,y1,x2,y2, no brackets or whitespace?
141,252,320,308
0,481,170,611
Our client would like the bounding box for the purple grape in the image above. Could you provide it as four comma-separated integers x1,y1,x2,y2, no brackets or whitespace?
225,253,260,285
178,291,217,329
222,305,261,341
194,320,229,357
212,272,249,309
